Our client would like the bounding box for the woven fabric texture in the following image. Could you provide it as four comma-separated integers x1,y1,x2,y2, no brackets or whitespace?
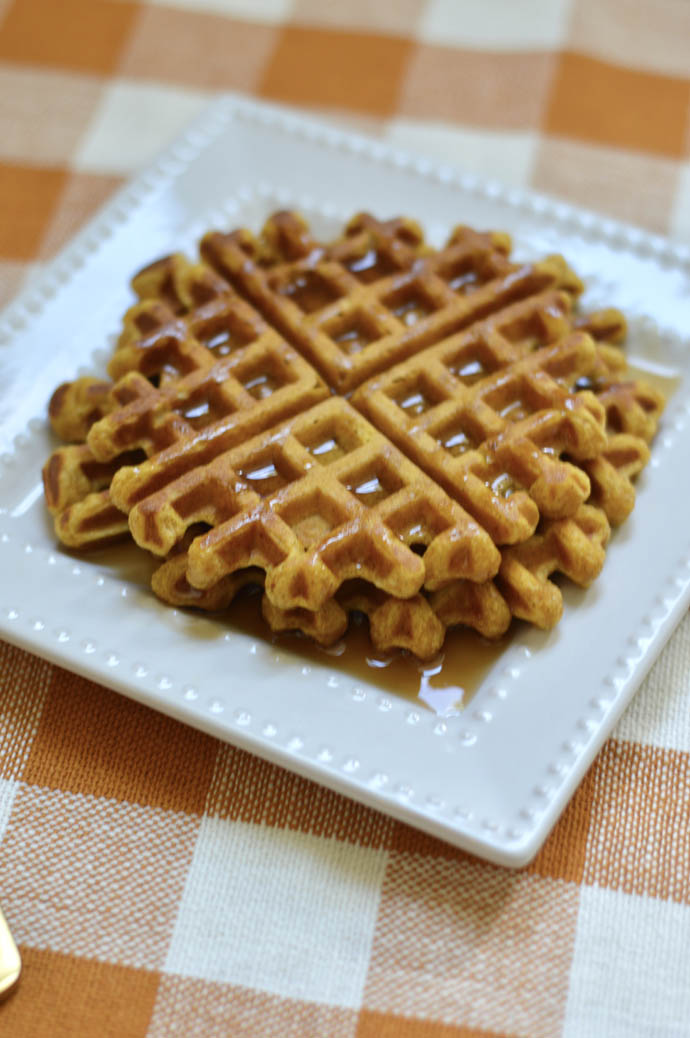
1,1,689,1035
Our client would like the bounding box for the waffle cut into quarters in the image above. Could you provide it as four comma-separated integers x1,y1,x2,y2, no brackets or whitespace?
42,211,666,659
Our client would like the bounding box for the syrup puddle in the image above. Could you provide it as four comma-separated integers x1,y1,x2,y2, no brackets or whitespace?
73,542,507,716
222,590,508,716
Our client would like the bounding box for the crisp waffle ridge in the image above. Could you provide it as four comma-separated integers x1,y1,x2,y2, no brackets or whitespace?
124,395,501,609
200,211,582,393
44,253,327,547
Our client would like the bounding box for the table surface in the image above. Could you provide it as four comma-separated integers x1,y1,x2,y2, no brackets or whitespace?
1,2,689,1036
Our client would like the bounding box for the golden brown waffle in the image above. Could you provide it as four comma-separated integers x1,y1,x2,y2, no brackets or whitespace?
152,553,265,612
119,396,501,611
352,289,609,543
200,211,582,393
48,376,117,442
44,368,165,545
144,334,653,651
43,254,328,548
249,303,663,644
43,445,139,546
112,291,610,552
42,211,666,658
570,307,665,525
263,581,447,659
155,503,609,649
426,312,665,636
432,504,610,634
153,557,446,659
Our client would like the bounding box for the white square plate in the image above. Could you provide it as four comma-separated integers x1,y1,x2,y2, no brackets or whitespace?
1,95,689,867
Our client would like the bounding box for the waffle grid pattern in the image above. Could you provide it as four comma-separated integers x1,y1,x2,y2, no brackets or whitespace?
43,210,665,659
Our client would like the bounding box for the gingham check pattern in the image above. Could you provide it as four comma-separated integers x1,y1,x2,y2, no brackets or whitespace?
1,1,690,1035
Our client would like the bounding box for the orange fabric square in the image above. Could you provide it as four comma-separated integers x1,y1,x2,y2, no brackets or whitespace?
389,820,481,866
357,1011,509,1037
22,669,219,814
0,947,159,1038
119,7,278,90
400,45,554,129
292,0,424,36
0,0,139,74
259,25,413,116
544,51,690,158
208,743,393,848
0,162,68,261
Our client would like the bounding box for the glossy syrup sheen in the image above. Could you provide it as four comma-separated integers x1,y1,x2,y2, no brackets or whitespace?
222,589,508,716
81,540,507,716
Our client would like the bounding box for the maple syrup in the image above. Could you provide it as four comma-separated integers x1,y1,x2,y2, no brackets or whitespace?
221,587,507,716
346,249,396,283
276,270,340,314
328,311,380,356
82,539,506,716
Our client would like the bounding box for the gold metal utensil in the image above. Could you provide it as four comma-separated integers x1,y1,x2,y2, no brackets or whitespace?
0,906,20,999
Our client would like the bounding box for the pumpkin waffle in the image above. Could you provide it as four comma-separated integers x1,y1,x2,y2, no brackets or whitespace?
155,300,661,648
571,308,665,525
429,394,651,640
107,292,605,544
146,326,656,654
431,503,610,635
153,556,446,659
156,500,610,652
41,211,666,659
427,313,666,636
120,395,501,612
43,254,328,547
200,210,583,393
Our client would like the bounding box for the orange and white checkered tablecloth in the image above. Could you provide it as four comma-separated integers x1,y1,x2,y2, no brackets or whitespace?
1,2,690,1035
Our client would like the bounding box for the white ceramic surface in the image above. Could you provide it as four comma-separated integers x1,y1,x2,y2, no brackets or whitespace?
1,95,689,867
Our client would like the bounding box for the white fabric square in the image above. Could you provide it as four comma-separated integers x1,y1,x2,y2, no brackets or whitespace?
165,819,387,1007
0,779,18,842
385,119,536,187
419,0,573,49
141,0,292,20
615,610,690,754
563,885,690,1038
669,162,690,243
569,0,690,79
74,81,210,175
0,786,200,968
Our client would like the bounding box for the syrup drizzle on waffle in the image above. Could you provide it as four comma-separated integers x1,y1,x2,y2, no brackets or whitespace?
42,211,668,676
